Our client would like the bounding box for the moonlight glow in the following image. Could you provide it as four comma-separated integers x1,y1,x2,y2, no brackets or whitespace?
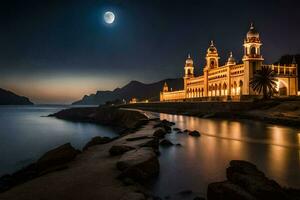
104,11,115,24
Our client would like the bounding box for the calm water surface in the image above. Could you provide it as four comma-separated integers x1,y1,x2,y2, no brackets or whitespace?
0,107,299,197
0,105,118,176
146,112,300,197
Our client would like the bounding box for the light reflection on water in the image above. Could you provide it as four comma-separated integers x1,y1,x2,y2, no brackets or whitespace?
147,113,300,197
0,106,118,176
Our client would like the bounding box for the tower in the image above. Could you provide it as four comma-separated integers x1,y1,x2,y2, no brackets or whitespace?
242,23,264,95
203,41,220,96
184,54,194,91
205,41,220,69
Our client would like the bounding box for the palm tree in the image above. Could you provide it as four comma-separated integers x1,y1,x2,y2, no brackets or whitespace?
250,66,277,99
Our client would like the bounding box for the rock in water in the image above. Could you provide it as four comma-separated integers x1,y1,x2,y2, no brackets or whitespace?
183,129,190,133
189,130,201,137
117,147,159,181
207,160,296,200
173,127,181,131
226,160,287,200
159,139,173,147
161,119,175,126
83,136,111,151
109,145,136,156
153,120,173,133
36,143,78,172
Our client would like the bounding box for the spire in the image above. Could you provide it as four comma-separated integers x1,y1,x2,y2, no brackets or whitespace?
188,53,191,59
210,40,214,46
163,82,169,92
250,22,254,29
229,51,233,58
292,56,297,64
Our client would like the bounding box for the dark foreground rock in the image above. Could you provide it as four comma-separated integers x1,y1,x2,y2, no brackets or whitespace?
207,160,300,200
37,143,79,172
0,143,79,193
83,136,111,151
117,147,159,182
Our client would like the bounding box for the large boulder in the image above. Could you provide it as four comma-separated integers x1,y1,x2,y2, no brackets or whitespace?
109,145,136,156
83,136,111,151
226,160,287,200
36,143,79,172
117,147,159,181
207,160,295,200
0,143,79,193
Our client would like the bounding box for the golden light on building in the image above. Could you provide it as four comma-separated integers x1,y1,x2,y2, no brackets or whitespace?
160,23,298,102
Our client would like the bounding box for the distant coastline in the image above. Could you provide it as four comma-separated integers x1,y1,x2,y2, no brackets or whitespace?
0,88,33,105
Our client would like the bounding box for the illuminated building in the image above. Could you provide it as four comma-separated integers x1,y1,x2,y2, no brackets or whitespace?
160,23,298,101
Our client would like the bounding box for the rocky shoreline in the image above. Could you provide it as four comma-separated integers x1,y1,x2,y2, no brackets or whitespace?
1,107,299,200
49,106,149,134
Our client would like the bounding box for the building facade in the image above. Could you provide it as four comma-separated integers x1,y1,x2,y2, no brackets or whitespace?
160,24,298,102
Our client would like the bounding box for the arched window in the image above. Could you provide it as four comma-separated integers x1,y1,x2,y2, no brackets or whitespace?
250,46,256,55
223,83,227,96
239,80,243,95
210,59,215,68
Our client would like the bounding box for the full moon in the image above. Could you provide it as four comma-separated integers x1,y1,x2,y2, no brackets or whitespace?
104,11,115,24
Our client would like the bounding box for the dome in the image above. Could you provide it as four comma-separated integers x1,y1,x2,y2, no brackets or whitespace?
185,54,194,65
247,23,259,39
207,40,217,54
227,52,236,65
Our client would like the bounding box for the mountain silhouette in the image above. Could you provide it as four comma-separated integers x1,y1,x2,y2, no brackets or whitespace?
0,88,34,105
72,78,183,105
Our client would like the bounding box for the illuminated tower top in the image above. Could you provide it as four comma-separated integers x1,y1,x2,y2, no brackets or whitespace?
205,40,220,69
226,52,236,65
243,23,263,61
184,54,194,78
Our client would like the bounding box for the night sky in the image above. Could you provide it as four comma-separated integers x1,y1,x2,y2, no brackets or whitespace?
1,0,300,104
